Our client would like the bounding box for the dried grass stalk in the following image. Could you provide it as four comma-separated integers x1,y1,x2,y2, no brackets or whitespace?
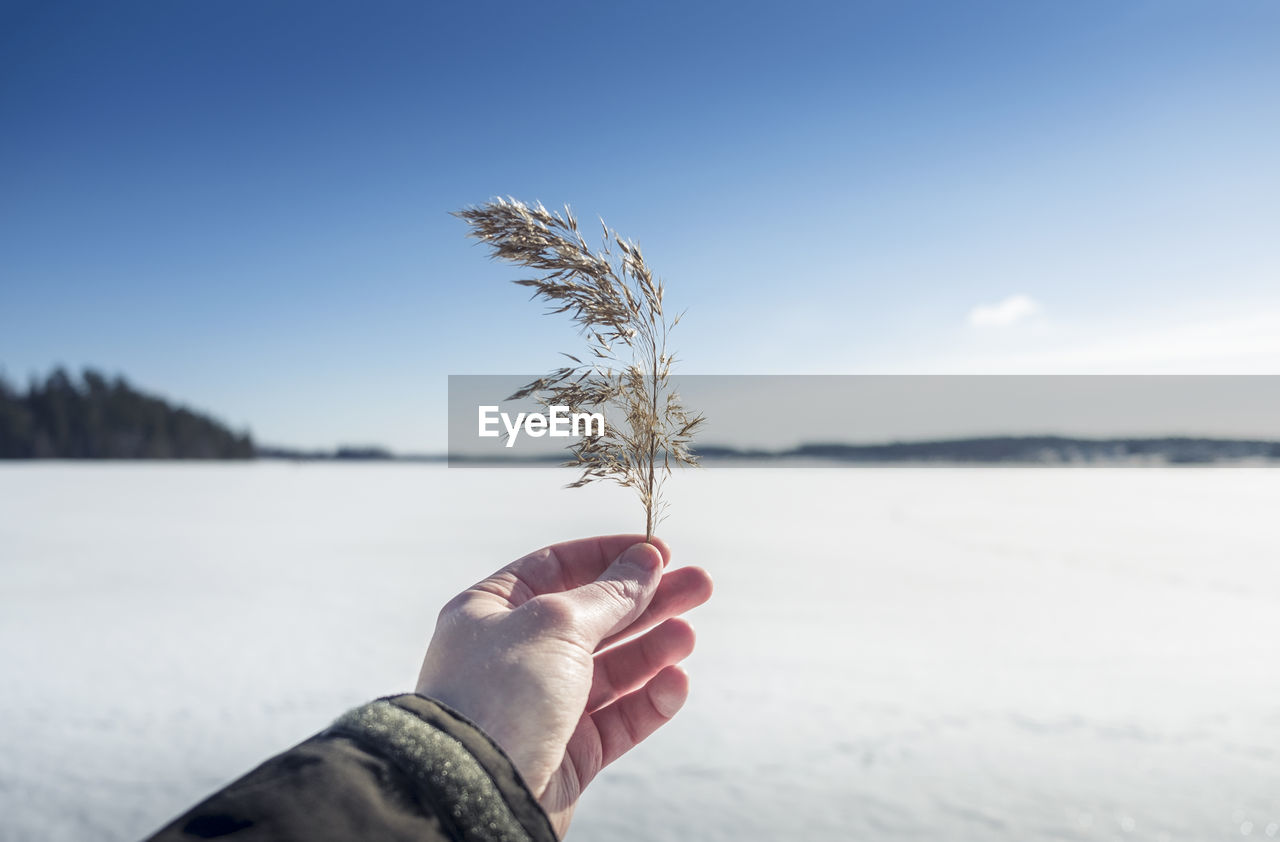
455,197,704,540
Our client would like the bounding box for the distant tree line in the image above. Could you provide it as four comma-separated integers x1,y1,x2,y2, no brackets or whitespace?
691,437,1280,464
0,368,254,459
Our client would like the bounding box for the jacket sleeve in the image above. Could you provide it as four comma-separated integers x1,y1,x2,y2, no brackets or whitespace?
145,694,558,842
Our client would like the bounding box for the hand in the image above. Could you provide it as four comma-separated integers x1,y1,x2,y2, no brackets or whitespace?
414,535,713,837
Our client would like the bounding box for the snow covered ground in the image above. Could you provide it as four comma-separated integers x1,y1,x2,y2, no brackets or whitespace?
1,463,1278,841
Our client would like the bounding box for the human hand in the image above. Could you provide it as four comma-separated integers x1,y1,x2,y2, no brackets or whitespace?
414,535,713,837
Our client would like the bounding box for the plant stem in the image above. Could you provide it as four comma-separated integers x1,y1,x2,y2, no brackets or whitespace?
645,328,659,542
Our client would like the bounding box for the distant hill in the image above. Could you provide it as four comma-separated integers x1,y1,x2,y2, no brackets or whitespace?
452,437,1280,465
776,436,1280,464
688,437,1280,464
0,368,254,459
256,444,406,461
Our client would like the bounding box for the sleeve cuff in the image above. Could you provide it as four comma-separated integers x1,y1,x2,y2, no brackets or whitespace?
329,695,558,842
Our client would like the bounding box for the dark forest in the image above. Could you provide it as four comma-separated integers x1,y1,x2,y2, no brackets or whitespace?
0,368,253,459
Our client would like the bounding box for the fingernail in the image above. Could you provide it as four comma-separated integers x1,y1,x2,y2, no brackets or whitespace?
618,542,661,575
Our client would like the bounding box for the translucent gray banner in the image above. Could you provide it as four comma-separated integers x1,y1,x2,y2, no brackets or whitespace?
447,375,1280,466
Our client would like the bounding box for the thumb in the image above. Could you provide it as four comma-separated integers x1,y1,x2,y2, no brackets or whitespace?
563,542,664,646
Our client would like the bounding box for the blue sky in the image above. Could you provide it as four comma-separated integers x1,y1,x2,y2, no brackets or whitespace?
3,1,1278,451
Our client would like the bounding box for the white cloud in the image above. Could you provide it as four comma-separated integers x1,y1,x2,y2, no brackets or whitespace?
968,294,1042,328
918,308,1280,375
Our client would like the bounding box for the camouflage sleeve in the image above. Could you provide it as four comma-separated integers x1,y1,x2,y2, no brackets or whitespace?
144,694,557,842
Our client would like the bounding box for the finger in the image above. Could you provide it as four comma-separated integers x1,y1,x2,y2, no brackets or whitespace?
587,618,696,713
470,534,672,607
561,712,606,797
592,665,690,770
547,542,664,645
547,534,673,582
599,565,713,649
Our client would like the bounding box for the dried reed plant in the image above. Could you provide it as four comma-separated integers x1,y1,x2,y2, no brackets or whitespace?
455,198,703,540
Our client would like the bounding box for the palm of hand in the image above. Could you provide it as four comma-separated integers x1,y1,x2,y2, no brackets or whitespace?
416,536,712,837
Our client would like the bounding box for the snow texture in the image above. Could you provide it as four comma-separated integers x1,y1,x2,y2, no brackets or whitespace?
1,463,1278,841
